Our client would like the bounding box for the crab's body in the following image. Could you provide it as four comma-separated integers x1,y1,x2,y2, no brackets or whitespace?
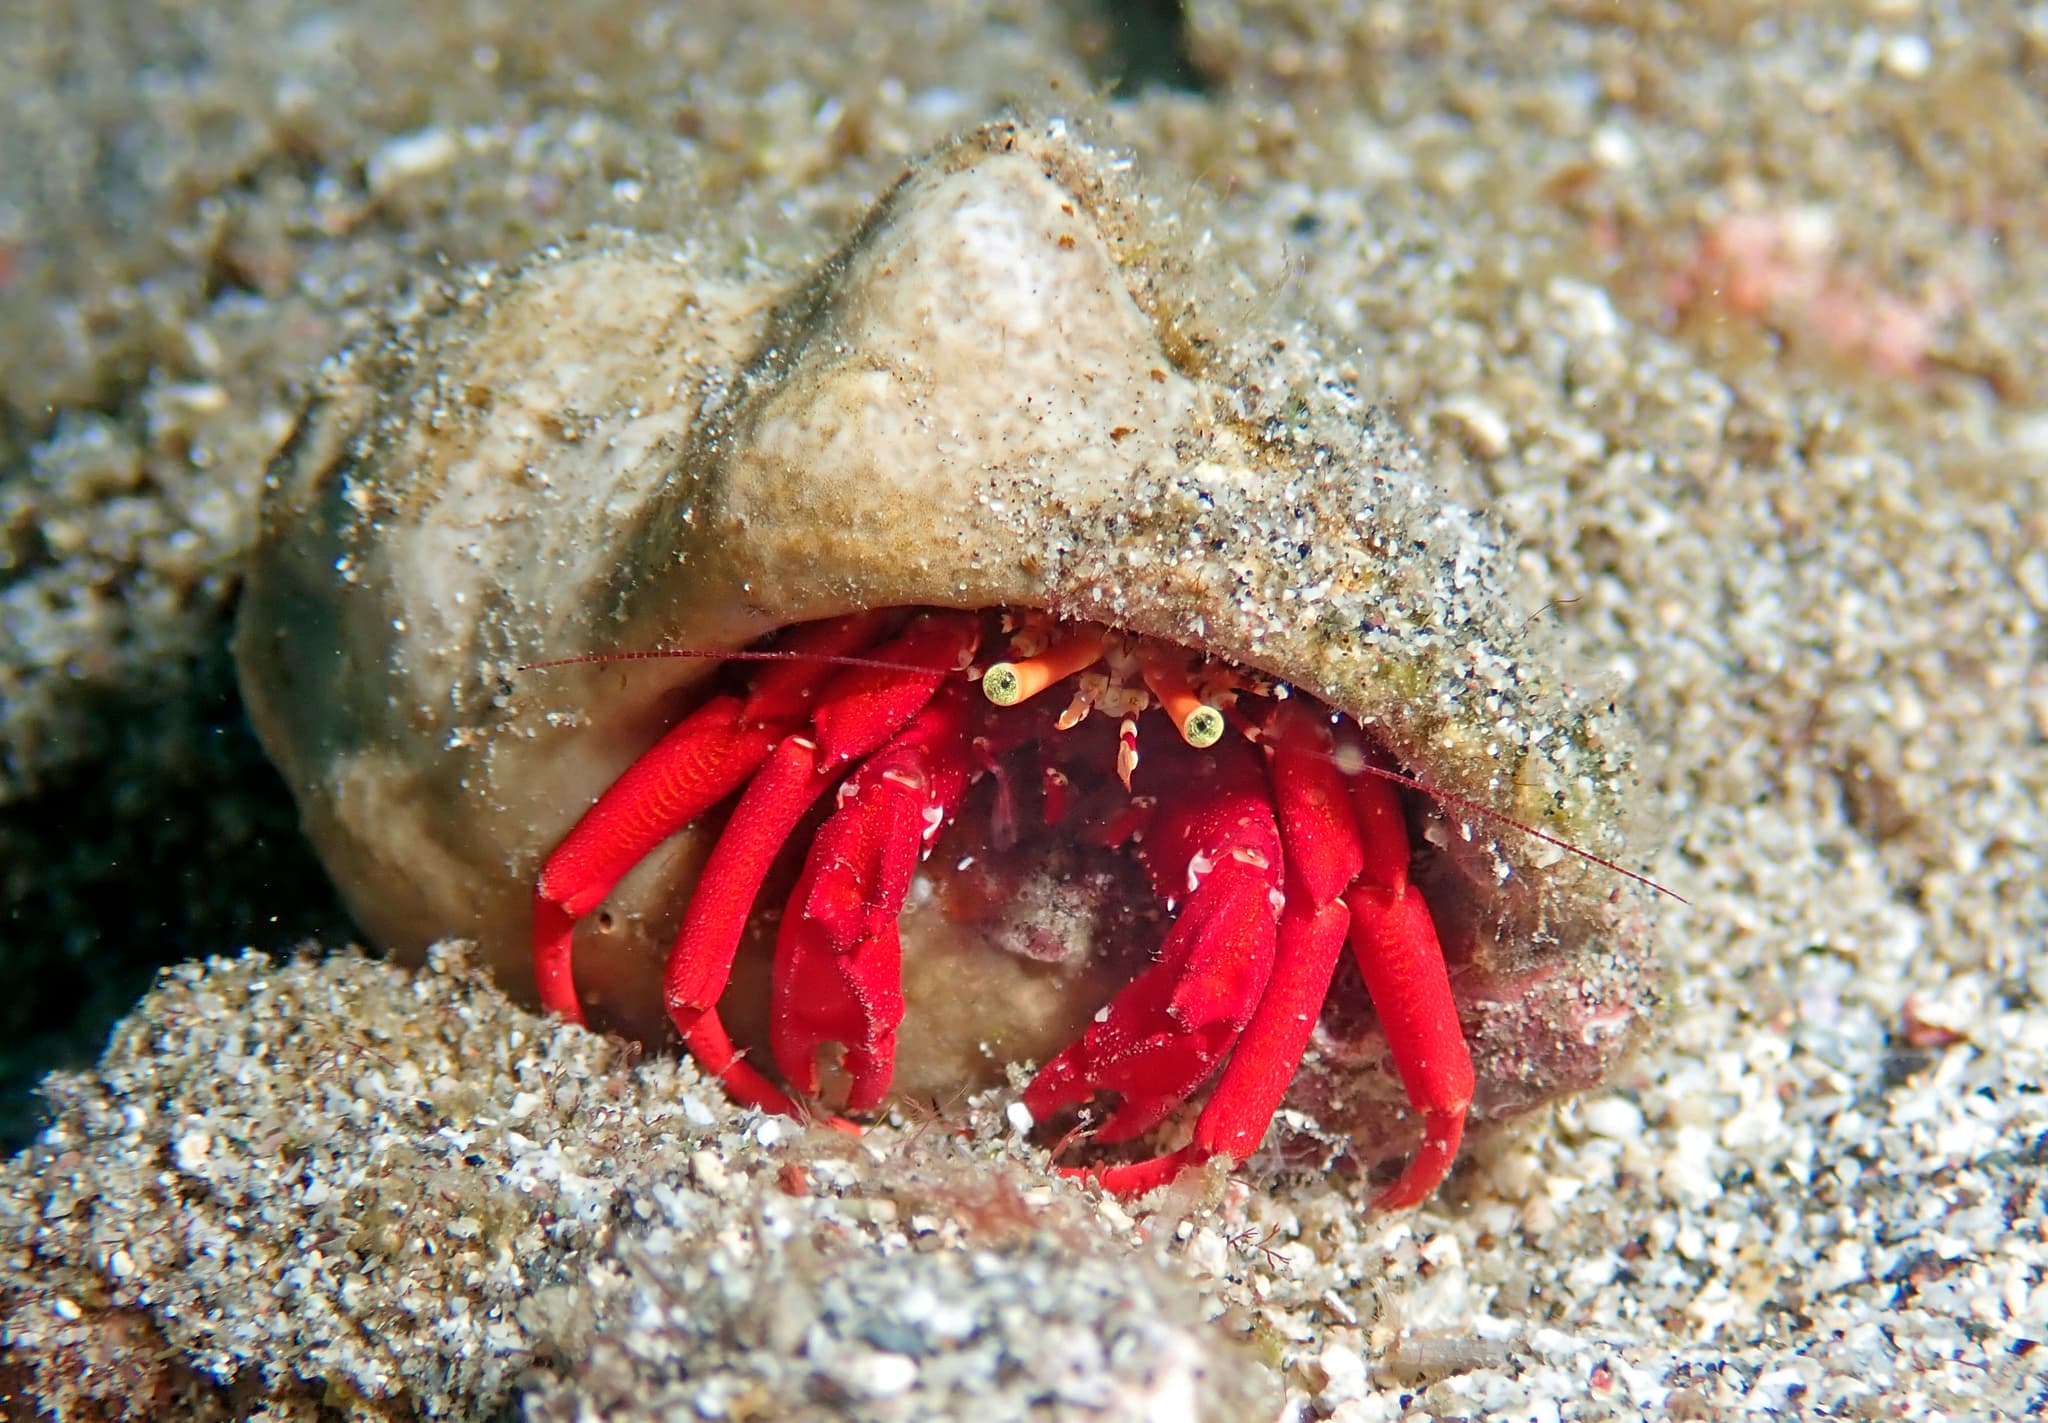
235,120,1658,1203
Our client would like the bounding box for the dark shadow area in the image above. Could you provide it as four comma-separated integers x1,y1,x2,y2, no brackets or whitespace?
1073,0,1209,96
0,643,350,1150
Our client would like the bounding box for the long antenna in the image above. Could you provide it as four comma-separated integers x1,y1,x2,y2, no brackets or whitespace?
1345,757,1685,905
520,644,1686,905
517,648,948,677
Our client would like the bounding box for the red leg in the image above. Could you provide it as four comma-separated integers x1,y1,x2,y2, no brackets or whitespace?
534,695,773,1023
668,1009,805,1116
1344,771,1474,1211
771,686,975,1108
1073,702,1362,1188
1083,896,1350,1195
1055,705,1472,1210
1024,737,1285,1145
532,613,889,1023
664,733,835,1040
1176,705,1367,1158
737,611,896,722
805,611,981,771
1193,712,1471,1209
1025,850,1283,1141
663,611,982,1095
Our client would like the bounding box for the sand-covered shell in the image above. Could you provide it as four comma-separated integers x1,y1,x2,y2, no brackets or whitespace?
234,118,1658,1166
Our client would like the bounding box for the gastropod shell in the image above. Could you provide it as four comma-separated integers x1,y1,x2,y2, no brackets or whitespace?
236,118,1659,1202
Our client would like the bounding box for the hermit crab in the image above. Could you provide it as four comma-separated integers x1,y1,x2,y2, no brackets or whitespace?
235,118,1659,1208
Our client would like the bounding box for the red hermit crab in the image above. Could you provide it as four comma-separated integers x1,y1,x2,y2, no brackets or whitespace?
235,119,1659,1207
532,608,1487,1205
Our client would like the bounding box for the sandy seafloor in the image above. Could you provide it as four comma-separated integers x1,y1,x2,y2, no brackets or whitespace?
2,1,2045,1419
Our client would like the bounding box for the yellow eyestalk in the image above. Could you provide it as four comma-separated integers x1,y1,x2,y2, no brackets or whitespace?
1139,647,1227,748
981,624,1107,707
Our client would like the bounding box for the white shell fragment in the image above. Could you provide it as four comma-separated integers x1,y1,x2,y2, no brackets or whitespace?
235,118,1656,1146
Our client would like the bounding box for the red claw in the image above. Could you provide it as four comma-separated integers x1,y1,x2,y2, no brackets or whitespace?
1021,735,1283,1142
1044,699,1473,1209
772,684,976,1110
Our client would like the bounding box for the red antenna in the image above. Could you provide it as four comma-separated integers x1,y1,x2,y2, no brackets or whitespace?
1340,756,1684,905
518,648,950,677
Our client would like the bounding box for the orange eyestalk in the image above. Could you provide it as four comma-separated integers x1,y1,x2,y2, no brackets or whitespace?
981,624,1107,707
1139,647,1227,749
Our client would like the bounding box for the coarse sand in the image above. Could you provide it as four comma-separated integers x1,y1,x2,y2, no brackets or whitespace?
3,2,2044,1419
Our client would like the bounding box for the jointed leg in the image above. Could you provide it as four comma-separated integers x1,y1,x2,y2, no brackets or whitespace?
532,614,890,1022
1344,771,1474,1211
1025,737,1286,1151
662,611,982,1095
771,686,976,1109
